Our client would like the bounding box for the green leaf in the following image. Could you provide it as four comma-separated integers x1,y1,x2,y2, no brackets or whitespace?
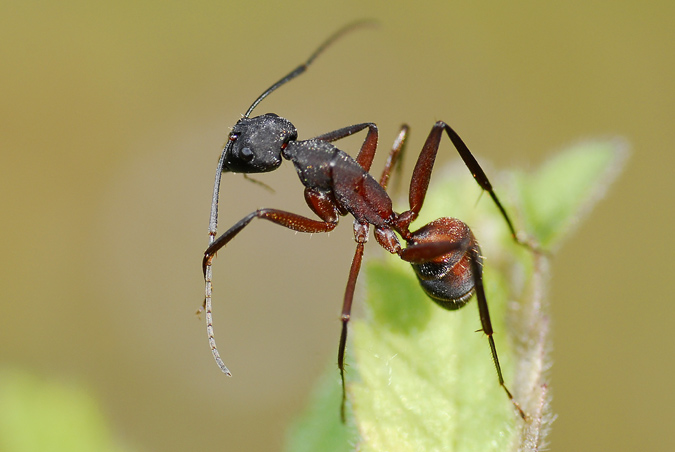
514,138,629,249
285,139,628,452
283,370,356,452
0,369,134,452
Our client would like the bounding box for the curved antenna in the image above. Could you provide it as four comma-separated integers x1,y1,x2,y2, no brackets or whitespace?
244,19,376,118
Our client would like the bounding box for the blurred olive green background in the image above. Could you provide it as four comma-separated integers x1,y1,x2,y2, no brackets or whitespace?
1,1,672,451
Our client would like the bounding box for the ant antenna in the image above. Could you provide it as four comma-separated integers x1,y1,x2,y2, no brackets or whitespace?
244,19,376,118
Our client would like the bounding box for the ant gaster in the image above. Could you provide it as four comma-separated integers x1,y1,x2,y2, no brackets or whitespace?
202,21,533,421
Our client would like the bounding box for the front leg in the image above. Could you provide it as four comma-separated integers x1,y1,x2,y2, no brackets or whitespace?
203,207,339,376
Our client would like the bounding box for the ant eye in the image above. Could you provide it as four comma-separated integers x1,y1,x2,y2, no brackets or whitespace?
229,133,238,141
240,147,254,161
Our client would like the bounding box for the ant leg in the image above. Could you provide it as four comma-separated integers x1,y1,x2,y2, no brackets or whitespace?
312,123,379,172
401,229,527,419
399,236,469,264
469,245,527,420
338,221,369,422
203,207,339,375
404,121,531,247
378,125,409,190
204,209,337,271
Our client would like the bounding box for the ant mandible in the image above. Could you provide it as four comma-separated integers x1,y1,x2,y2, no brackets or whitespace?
202,21,533,421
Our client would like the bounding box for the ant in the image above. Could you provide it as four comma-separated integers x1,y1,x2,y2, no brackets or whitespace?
202,21,535,421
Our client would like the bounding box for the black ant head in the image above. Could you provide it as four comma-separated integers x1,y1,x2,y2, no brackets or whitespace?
222,113,297,173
